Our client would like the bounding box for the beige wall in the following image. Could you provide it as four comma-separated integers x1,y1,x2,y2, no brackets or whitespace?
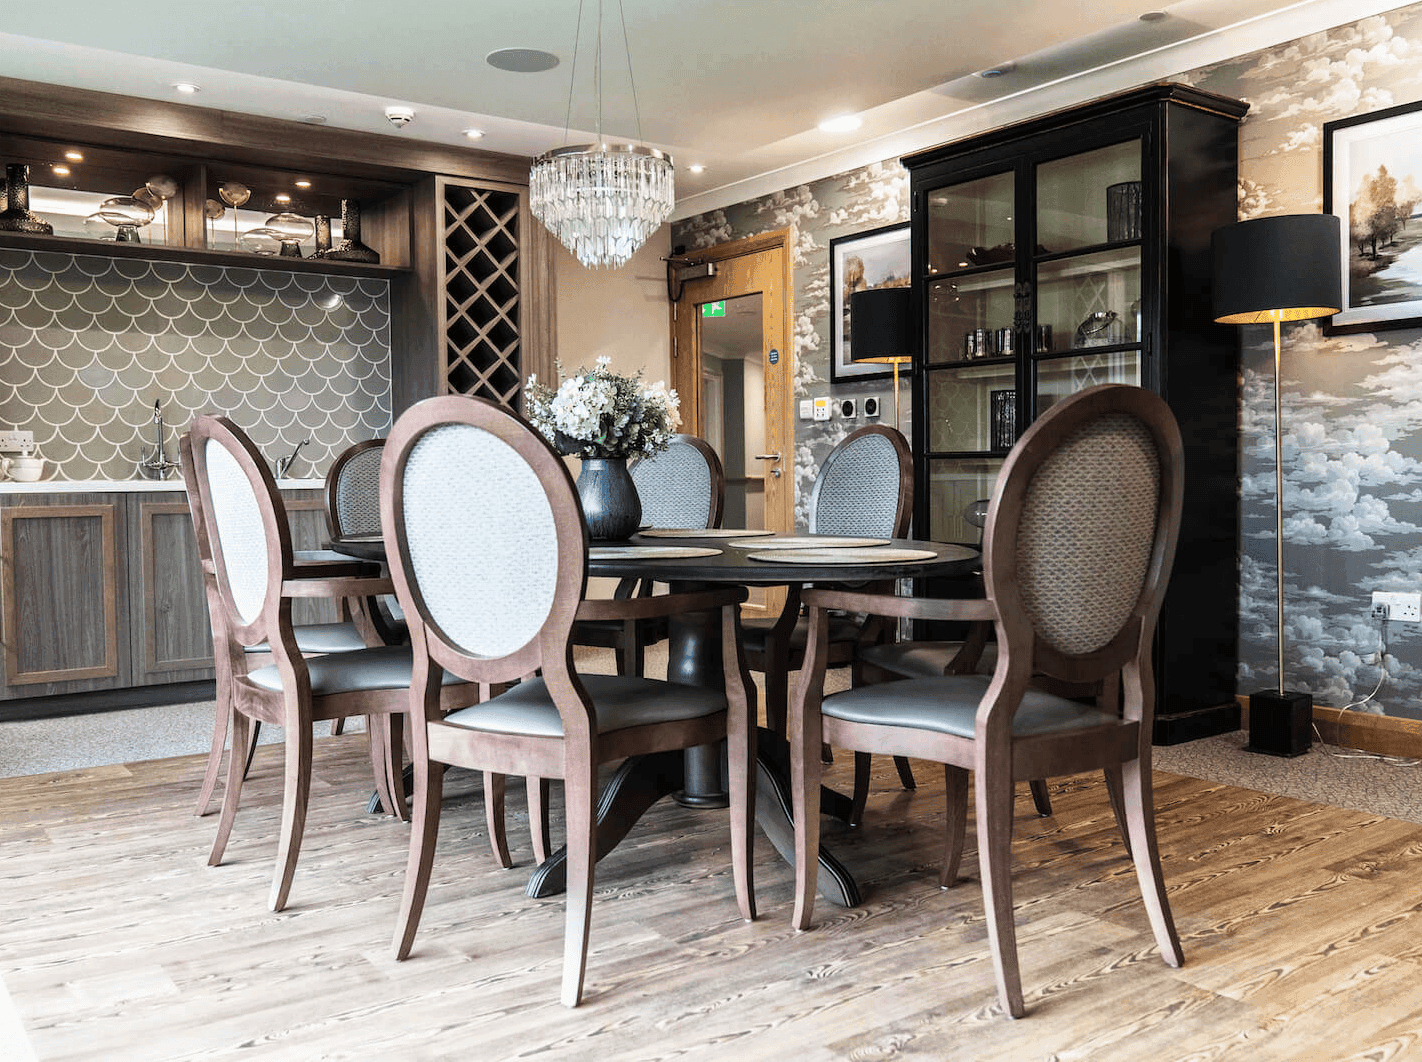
553,225,673,598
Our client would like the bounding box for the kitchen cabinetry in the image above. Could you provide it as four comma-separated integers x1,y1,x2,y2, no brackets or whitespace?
903,83,1249,742
0,488,338,706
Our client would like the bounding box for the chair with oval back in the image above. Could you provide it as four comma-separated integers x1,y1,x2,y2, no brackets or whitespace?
788,384,1186,1018
187,415,477,911
382,395,755,1006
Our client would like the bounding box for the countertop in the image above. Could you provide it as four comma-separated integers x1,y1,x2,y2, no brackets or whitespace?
0,479,325,494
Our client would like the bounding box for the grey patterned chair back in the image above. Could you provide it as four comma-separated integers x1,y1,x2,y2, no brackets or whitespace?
329,440,385,536
186,416,292,640
808,425,912,538
983,384,1182,675
630,434,724,529
383,395,585,682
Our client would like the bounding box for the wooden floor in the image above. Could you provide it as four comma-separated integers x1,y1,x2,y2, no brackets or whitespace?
5,735,1422,1062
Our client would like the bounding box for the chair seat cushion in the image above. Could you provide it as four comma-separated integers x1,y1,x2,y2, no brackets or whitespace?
442,674,725,738
823,674,1116,739
245,621,368,656
245,645,465,695
857,640,998,679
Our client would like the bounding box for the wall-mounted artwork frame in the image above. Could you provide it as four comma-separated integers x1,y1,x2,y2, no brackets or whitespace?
829,221,910,381
1324,100,1422,335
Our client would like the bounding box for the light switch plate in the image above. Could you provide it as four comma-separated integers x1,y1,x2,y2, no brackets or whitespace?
799,399,814,420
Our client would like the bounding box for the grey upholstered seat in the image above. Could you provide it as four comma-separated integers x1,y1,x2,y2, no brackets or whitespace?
245,645,469,694
384,395,754,1008
245,621,369,657
788,384,1186,1018
855,639,997,679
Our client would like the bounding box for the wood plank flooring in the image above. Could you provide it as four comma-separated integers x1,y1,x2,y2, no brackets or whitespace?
4,733,1422,1061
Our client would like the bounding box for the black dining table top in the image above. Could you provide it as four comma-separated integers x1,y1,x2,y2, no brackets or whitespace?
326,531,979,584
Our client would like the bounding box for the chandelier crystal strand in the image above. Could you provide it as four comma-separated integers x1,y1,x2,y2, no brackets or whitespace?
530,143,674,269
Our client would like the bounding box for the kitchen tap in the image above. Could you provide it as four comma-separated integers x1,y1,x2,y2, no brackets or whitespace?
275,438,309,480
138,399,179,479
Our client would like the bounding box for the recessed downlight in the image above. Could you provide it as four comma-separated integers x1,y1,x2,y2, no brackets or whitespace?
977,62,1016,79
172,81,200,94
486,47,560,73
274,193,292,203
64,150,83,162
1139,11,1167,22
294,180,312,189
818,114,862,133
688,164,706,174
463,128,485,140
52,165,70,177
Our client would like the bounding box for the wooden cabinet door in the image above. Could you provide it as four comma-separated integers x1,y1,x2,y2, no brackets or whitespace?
1,499,126,694
132,496,214,684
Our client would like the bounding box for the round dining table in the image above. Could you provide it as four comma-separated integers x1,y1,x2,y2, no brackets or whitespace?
327,529,979,908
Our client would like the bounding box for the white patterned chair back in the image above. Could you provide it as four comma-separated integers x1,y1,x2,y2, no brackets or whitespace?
186,416,291,640
330,441,385,536
983,384,1182,680
383,396,585,682
630,434,724,530
808,425,912,538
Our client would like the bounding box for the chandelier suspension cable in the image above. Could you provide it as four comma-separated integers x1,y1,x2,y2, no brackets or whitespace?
559,0,586,143
615,0,645,145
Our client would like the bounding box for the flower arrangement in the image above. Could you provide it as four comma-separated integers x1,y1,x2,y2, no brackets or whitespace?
525,357,681,460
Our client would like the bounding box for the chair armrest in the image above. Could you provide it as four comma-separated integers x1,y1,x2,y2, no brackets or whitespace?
280,575,396,599
800,587,996,623
576,585,747,621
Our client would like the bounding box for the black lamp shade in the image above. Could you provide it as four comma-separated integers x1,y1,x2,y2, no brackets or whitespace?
849,286,912,363
1212,213,1342,324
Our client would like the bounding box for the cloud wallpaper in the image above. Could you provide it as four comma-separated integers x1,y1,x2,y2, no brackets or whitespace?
672,4,1422,721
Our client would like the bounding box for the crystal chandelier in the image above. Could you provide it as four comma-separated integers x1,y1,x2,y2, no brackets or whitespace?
529,0,674,269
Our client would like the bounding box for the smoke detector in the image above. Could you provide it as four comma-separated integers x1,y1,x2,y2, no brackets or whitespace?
384,105,415,127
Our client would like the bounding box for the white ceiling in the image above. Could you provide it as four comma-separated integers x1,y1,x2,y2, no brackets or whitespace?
0,0,1405,219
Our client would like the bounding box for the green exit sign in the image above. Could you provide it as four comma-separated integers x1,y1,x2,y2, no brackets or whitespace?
702,301,726,317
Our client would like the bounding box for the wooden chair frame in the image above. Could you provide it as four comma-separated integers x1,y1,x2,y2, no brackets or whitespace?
788,384,1186,1018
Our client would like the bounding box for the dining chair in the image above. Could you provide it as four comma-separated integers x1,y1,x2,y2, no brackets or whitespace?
787,383,1185,1018
572,433,725,676
326,438,409,648
740,424,911,740
186,415,476,912
181,432,385,818
382,395,755,1007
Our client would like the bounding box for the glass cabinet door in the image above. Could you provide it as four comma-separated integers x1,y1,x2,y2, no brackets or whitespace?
923,170,1018,366
925,170,1015,277
1035,140,1141,253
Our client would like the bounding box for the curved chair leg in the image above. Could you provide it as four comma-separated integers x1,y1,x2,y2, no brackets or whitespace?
367,715,407,822
939,764,969,888
394,759,446,960
1103,764,1133,860
1119,756,1182,967
849,751,872,827
728,697,757,924
208,712,250,866
331,717,346,736
528,777,552,865
1028,778,1052,817
269,718,315,912
195,703,232,817
893,755,916,790
560,756,597,1007
976,759,1026,1018
484,771,512,868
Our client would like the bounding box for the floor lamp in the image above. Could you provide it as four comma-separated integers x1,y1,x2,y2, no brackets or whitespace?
1212,213,1342,756
849,286,912,430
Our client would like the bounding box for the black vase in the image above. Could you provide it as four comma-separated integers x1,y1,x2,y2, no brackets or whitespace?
576,458,642,541
312,214,333,257
0,164,54,235
322,199,379,263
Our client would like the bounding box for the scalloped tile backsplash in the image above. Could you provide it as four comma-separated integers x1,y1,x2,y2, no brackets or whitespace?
0,249,392,482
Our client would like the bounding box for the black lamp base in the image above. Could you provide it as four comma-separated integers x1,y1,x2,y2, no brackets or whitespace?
1245,689,1313,757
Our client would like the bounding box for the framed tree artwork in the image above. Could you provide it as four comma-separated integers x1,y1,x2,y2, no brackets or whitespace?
829,221,910,381
1324,100,1422,335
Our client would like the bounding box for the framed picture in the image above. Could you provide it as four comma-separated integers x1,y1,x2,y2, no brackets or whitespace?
829,221,910,381
1324,100,1422,334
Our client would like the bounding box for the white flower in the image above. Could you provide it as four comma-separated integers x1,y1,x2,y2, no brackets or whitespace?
524,361,680,460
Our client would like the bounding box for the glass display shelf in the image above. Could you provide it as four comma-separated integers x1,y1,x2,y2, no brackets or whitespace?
924,169,1015,278
1036,139,1142,254
925,457,1004,544
1036,246,1142,355
1034,350,1141,419
926,362,1018,454
925,267,1016,364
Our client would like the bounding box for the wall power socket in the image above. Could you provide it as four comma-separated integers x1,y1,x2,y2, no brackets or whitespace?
1372,590,1421,623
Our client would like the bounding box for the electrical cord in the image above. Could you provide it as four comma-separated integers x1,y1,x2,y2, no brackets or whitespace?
1314,611,1421,767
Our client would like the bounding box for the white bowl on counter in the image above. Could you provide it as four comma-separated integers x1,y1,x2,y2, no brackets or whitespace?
2,456,47,482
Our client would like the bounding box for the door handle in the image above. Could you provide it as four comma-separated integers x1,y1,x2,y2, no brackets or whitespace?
754,453,782,478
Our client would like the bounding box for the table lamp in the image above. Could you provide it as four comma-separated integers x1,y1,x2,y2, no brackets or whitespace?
1212,213,1341,756
849,286,913,429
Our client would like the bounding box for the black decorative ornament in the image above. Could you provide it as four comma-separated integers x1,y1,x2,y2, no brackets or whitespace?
322,199,380,263
0,164,54,235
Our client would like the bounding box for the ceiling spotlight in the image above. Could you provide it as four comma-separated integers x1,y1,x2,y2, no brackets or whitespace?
64,150,83,162
1139,11,1167,21
294,180,312,189
52,165,70,177
384,105,416,127
688,164,705,174
818,114,863,133
274,193,292,203
977,62,1017,79
462,128,485,140
300,114,328,125
172,82,200,94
